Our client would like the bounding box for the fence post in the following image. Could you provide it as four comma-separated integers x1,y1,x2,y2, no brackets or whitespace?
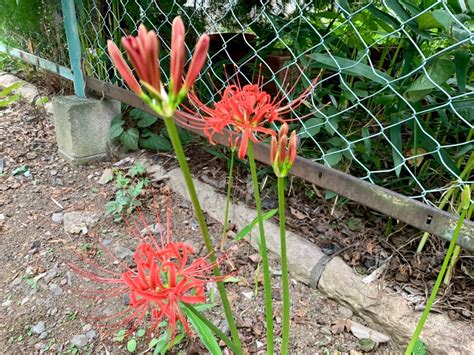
61,0,85,97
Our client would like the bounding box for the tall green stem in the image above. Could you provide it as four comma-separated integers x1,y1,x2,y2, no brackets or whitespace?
405,206,468,354
221,149,235,250
161,116,242,353
247,142,274,355
182,303,240,354
278,176,290,354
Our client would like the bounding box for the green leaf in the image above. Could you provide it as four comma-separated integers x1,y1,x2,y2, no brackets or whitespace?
366,4,400,30
235,209,278,241
299,117,323,138
309,53,393,85
129,162,146,178
137,113,157,128
136,329,146,337
109,122,124,140
417,12,442,30
0,94,21,107
405,59,455,102
431,9,453,30
139,133,172,152
390,116,403,177
454,49,470,93
361,127,371,157
114,329,126,342
127,338,137,352
0,81,22,98
184,307,223,355
323,148,342,167
120,128,140,151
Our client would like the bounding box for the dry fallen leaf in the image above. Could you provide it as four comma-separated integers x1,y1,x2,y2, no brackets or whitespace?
331,319,350,334
290,207,308,220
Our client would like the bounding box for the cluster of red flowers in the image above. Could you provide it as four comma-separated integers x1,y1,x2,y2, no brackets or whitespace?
70,202,224,339
107,17,318,161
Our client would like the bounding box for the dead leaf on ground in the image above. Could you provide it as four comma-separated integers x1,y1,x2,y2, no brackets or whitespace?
331,319,350,334
290,207,308,220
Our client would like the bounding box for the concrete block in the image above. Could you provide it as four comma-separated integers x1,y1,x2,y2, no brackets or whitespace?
52,96,120,165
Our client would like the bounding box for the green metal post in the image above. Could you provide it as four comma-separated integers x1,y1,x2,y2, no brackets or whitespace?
61,0,85,97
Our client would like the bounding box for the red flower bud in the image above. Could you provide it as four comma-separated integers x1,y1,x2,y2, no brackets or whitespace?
171,16,185,95
184,34,210,90
107,40,142,95
288,131,297,165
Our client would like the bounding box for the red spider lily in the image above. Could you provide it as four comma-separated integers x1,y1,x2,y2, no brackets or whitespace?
107,17,209,111
270,123,297,177
69,201,227,341
177,67,320,159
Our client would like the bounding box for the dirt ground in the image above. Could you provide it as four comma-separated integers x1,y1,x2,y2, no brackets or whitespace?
0,100,405,354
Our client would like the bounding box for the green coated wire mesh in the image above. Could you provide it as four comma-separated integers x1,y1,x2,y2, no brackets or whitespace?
2,0,473,209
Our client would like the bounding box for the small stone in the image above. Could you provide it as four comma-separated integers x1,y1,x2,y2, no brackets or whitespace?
141,223,161,236
39,331,48,340
32,321,46,334
49,283,63,296
339,306,353,318
242,291,254,300
60,278,67,286
26,152,37,160
31,240,41,249
98,168,113,185
218,320,229,335
113,246,133,260
71,334,89,348
320,326,332,335
101,239,112,246
49,307,58,316
85,330,97,340
63,211,98,234
10,277,22,287
82,324,92,332
66,271,73,286
52,212,64,223
2,299,12,307
256,340,264,349
50,169,58,176
44,264,59,283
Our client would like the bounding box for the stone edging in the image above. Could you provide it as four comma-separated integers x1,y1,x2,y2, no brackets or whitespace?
164,166,472,354
0,71,53,114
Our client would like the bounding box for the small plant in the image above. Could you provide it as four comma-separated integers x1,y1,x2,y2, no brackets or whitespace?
105,162,151,222
0,82,22,107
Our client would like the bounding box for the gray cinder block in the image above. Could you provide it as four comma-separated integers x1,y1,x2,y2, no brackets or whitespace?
52,96,120,165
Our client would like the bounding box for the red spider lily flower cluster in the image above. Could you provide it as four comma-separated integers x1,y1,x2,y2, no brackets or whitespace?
107,17,210,116
69,201,226,340
270,123,297,177
178,68,319,159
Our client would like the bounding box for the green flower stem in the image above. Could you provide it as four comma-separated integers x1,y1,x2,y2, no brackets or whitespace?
405,205,468,354
278,176,290,354
161,115,242,354
182,303,240,354
221,149,235,250
247,142,274,355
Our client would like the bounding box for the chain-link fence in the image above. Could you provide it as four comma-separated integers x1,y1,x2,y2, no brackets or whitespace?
77,0,473,208
1,0,473,210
